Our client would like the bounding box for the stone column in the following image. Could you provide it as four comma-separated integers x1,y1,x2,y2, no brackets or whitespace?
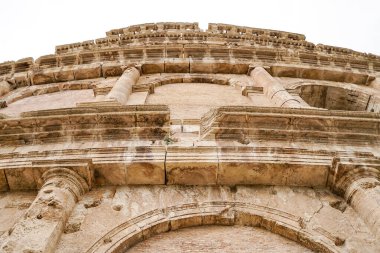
249,67,305,108
343,176,380,239
1,168,89,253
106,66,140,104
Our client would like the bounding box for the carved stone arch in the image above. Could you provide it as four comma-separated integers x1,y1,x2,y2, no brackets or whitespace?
143,74,253,119
141,74,232,94
2,81,94,105
0,80,96,115
86,202,343,253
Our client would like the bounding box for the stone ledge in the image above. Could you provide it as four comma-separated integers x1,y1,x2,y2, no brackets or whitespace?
2,143,377,190
200,106,380,145
0,105,170,146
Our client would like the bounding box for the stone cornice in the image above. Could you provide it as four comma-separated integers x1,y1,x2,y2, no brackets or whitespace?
0,105,170,146
1,23,379,91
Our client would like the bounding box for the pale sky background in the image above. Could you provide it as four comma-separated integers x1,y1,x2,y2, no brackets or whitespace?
0,0,379,63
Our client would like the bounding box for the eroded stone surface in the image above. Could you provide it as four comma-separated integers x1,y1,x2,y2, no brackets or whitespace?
127,225,313,253
0,89,96,116
146,83,253,119
55,185,379,253
0,22,379,253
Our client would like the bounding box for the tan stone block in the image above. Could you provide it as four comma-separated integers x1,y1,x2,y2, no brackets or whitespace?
170,216,203,230
135,127,168,140
164,59,190,73
32,70,55,85
126,162,165,184
54,67,75,82
141,62,164,74
136,112,170,127
74,63,102,80
93,164,127,186
5,168,37,190
97,114,136,127
101,62,123,77
166,162,218,185
13,72,30,87
217,162,329,187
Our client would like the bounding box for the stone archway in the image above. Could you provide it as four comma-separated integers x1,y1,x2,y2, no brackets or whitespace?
86,202,342,253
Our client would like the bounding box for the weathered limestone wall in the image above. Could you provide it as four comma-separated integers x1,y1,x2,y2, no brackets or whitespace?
0,168,89,253
0,89,97,116
1,72,380,118
55,185,378,253
0,192,37,236
146,83,255,119
0,22,379,253
128,226,312,253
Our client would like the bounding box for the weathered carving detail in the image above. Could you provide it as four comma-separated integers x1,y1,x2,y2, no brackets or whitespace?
0,22,379,253
0,168,89,253
333,167,380,238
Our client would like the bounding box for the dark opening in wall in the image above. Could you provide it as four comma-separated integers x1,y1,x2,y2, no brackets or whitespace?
299,85,371,111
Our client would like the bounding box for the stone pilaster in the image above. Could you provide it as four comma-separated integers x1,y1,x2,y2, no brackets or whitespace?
106,66,140,104
0,168,89,253
249,67,306,108
335,168,380,239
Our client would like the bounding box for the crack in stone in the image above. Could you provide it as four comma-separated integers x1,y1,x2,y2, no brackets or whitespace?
305,200,324,224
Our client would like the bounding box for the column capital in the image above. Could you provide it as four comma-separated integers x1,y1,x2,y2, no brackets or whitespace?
332,166,380,238
333,166,380,198
42,167,89,201
247,65,270,76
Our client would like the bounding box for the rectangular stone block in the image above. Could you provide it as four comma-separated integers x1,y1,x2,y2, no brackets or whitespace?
166,147,218,185
126,162,165,185
5,168,37,190
93,163,127,186
74,63,102,80
54,67,75,82
217,162,329,187
164,59,190,73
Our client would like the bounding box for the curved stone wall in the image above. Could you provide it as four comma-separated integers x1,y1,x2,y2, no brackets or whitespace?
0,22,379,253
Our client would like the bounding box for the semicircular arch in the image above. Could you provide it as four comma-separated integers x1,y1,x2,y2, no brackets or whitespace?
86,201,342,253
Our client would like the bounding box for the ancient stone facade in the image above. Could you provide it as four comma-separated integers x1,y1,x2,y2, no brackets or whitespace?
0,22,379,252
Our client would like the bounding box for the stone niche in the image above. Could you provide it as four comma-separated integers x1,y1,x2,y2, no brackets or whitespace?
299,84,372,111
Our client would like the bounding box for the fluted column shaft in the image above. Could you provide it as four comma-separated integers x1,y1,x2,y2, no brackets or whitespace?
250,67,305,108
106,67,140,104
1,168,89,253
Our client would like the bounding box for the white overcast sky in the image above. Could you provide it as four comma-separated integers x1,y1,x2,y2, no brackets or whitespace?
0,0,379,63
